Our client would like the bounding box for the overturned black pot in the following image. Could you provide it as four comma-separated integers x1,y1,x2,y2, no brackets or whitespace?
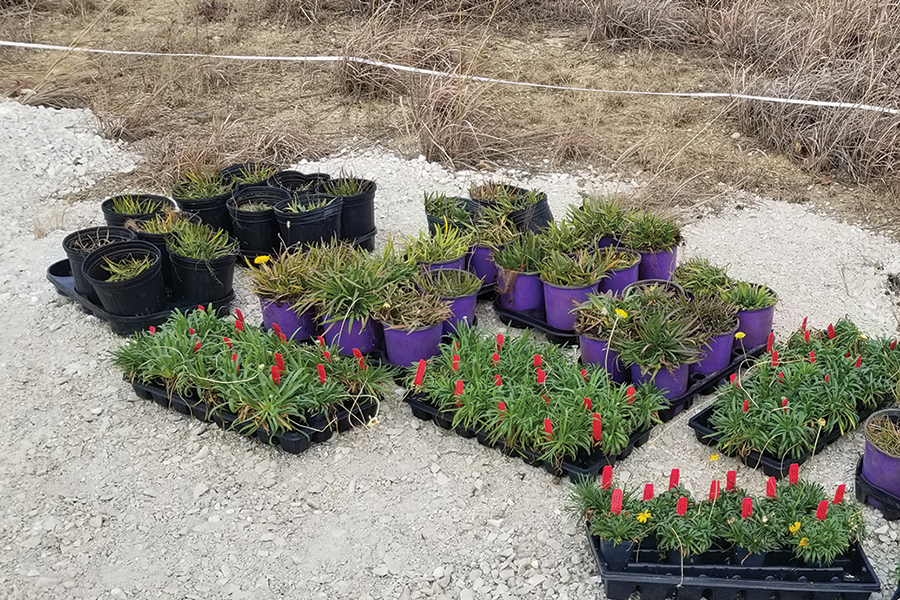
62,226,137,302
82,240,167,316
274,195,343,248
227,186,290,256
101,194,174,228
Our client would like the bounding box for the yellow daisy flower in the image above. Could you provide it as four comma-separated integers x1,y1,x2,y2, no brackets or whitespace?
798,537,809,547
710,454,720,461
790,521,801,534
254,255,271,264
637,510,651,524
735,332,746,339
615,308,629,319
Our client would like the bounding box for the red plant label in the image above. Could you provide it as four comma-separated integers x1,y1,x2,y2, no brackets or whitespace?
801,316,808,331
496,333,504,350
275,353,285,373
317,335,325,348
643,484,654,501
669,469,679,490
533,354,542,368
492,352,500,367
742,399,749,413
855,355,862,368
148,326,156,335
789,463,799,485
611,489,623,515
809,350,815,364
192,342,201,352
824,374,829,383
353,348,363,359
741,498,752,519
223,336,232,349
189,327,195,335
709,480,720,501
771,349,779,367
583,397,592,410
455,379,463,396
494,374,502,386
804,330,810,343
816,500,828,520
592,413,602,442
414,359,426,387
766,477,777,498
892,340,897,350
235,320,244,333
543,418,552,438
317,364,326,383
452,355,460,372
271,365,280,385
726,470,736,491
827,323,836,339
834,484,845,504
602,465,613,489
498,401,506,412
536,368,546,385
323,351,331,363
580,369,588,382
767,332,774,353
626,386,635,403
235,308,244,322
675,497,687,516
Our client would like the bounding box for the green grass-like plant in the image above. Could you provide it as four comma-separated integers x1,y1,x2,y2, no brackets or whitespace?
568,197,631,242
404,223,474,264
235,202,273,212
674,257,732,295
540,221,594,254
172,169,233,200
866,412,900,456
280,196,335,213
374,285,452,330
423,192,473,223
126,209,191,235
102,254,154,282
416,267,483,298
110,195,167,215
723,281,778,310
320,176,374,197
620,211,681,252
540,249,605,287
167,221,237,260
687,292,739,337
230,164,277,186
614,302,703,374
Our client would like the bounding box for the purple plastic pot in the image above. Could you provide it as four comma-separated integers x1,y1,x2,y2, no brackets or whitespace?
382,322,443,367
630,363,689,400
260,298,315,341
690,326,738,376
498,269,544,312
580,335,628,383
736,304,776,350
421,256,466,272
861,409,900,498
443,292,478,335
597,236,618,249
322,316,379,355
639,247,678,281
467,245,498,285
599,259,641,296
543,280,599,331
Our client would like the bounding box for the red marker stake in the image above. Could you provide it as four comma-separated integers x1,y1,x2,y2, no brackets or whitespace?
726,470,736,491
235,308,244,323
804,330,810,343
611,489,623,515
496,333,504,351
709,480,720,501
771,349,779,367
676,497,687,516
536,368,546,385
801,316,808,331
455,379,463,397
809,350,815,364
601,465,613,489
317,364,326,384
833,484,845,504
414,360,426,387
580,369,588,382
592,413,602,443
626,386,635,403
533,354,542,368
494,374,502,386
669,469,680,490
498,401,506,412
767,332,774,353
741,498,752,519
492,352,500,367
452,354,460,372
742,399,750,413
643,484,654,501
583,397,592,410
275,353,285,373
827,323,836,339
766,477,777,498
816,500,829,520
543,418,553,439
271,365,280,385
789,463,799,485
148,326,156,335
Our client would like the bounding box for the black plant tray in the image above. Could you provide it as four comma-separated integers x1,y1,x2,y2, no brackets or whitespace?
130,379,377,454
492,297,578,346
478,282,496,300
855,456,900,520
588,530,881,600
892,583,900,600
404,391,651,479
688,403,873,479
47,259,234,336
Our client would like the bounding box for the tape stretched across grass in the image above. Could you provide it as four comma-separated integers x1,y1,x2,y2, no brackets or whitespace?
1,39,898,116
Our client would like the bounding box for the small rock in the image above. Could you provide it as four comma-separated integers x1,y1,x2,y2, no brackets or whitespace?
110,588,127,599
194,483,210,499
373,565,389,577
460,590,475,600
89,516,103,529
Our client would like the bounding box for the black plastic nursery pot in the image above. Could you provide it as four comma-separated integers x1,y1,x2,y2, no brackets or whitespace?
131,211,201,289
101,194,174,228
173,189,235,235
426,197,480,235
587,529,881,600
82,240,167,316
227,186,290,256
319,178,377,242
274,195,343,248
267,170,330,193
218,162,273,190
472,185,553,232
169,251,237,304
62,226,138,301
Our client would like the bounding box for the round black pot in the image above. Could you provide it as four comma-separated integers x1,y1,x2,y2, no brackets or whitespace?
173,189,235,235
227,186,290,255
319,178,376,241
218,162,275,190
274,195,343,248
267,170,330,194
82,240,167,316
472,184,553,232
101,194,174,228
169,250,237,304
62,226,138,301
426,196,480,235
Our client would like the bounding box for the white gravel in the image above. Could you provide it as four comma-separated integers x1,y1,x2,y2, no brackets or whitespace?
1,99,898,600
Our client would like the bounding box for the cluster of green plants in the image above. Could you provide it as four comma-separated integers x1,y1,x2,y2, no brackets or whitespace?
468,181,543,210
102,254,155,282
172,169,233,201
570,469,865,565
867,411,900,456
411,324,667,465
110,195,168,215
574,285,737,374
320,175,374,197
404,224,474,264
709,317,900,460
423,192,474,226
280,196,336,213
229,164,278,186
675,257,777,310
125,209,194,235
167,221,238,260
112,308,393,435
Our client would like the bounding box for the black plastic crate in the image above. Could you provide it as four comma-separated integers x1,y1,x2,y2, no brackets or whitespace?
854,456,900,521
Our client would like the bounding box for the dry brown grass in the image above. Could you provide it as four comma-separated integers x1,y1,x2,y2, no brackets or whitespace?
582,0,701,49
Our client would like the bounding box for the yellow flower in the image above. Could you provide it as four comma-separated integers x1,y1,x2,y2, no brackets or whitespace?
709,454,720,461
254,255,271,264
790,521,801,534
798,537,809,547
637,510,652,524
818,418,827,427
615,309,629,319
735,332,746,339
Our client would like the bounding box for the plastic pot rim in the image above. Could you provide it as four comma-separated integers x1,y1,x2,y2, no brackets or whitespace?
865,408,900,459
540,277,602,290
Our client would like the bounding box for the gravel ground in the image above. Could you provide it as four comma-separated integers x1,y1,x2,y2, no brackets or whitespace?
0,99,898,600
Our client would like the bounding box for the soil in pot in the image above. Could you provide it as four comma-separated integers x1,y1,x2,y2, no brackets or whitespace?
82,240,167,316
101,194,174,228
260,298,315,341
862,409,900,498
382,322,443,366
542,280,599,331
274,195,342,248
228,186,290,255
62,226,138,301
169,252,237,304
497,269,544,312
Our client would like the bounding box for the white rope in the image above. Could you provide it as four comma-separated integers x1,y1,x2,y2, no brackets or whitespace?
2,39,898,116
